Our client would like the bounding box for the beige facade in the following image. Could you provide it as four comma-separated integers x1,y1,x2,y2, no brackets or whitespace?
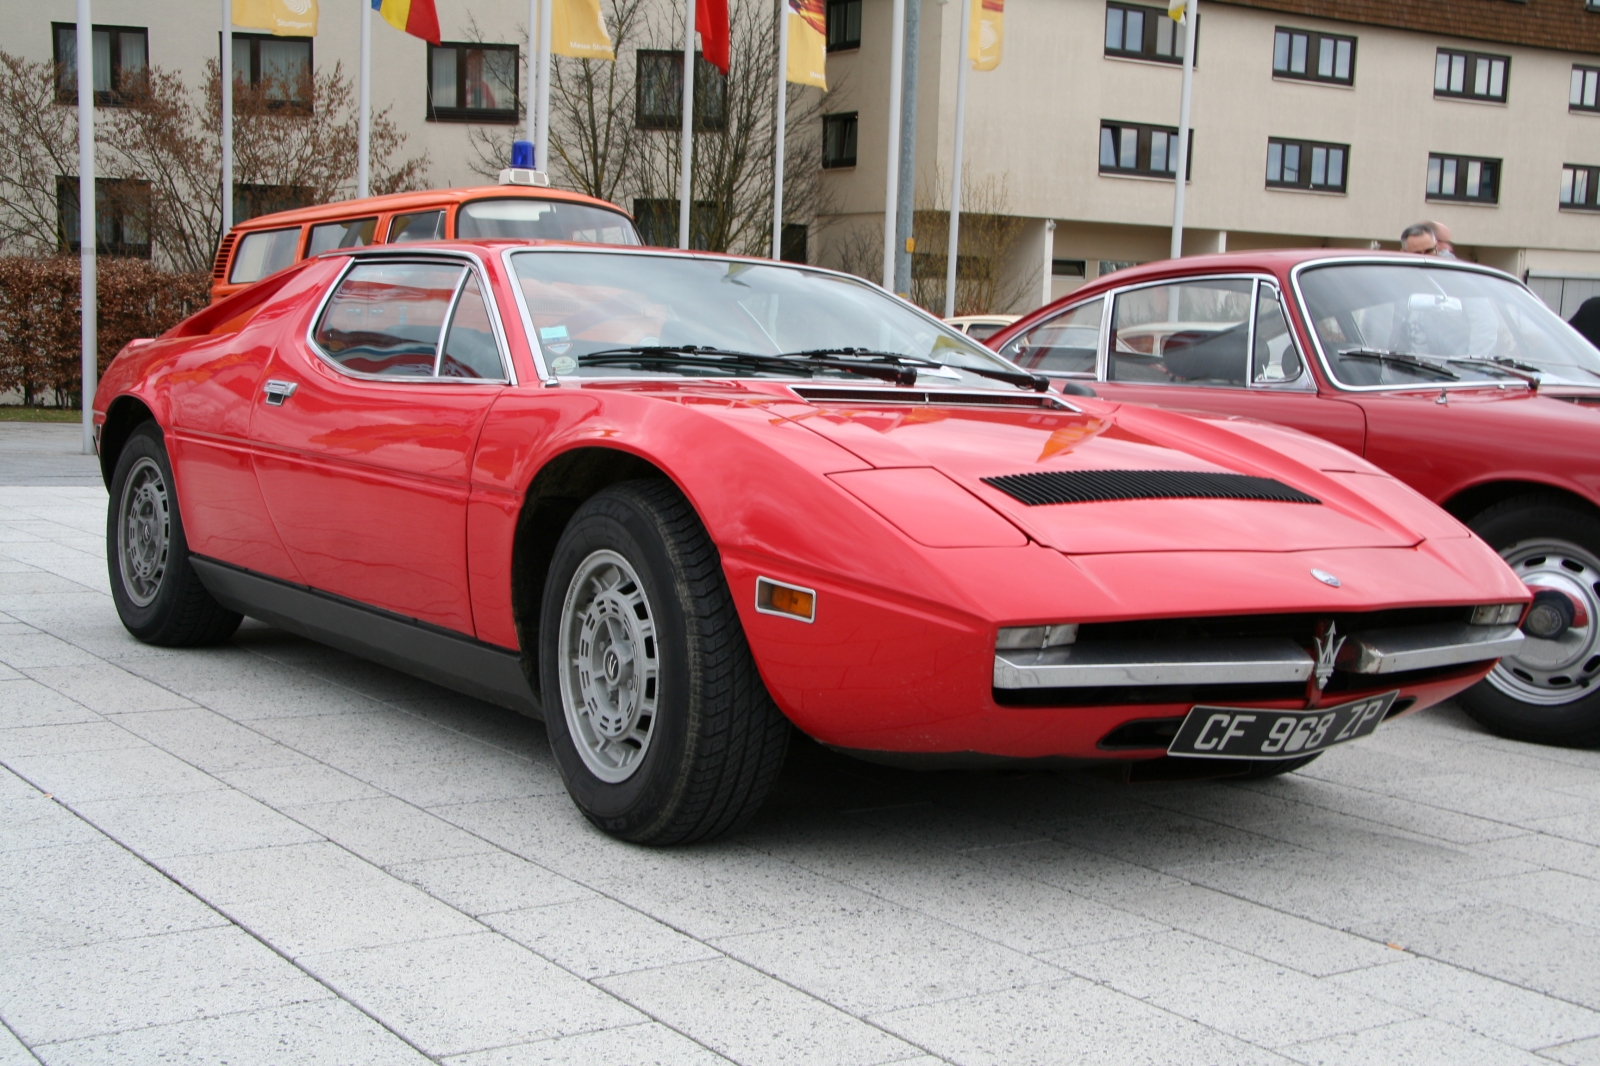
818,0,1600,311
10,0,529,194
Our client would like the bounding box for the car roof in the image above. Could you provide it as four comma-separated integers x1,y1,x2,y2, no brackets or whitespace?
228,185,633,233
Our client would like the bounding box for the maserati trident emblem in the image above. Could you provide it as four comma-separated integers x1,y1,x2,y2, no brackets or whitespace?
1313,622,1346,691
1312,568,1341,588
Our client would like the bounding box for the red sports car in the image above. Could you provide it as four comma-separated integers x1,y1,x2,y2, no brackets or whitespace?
991,251,1600,747
94,243,1529,842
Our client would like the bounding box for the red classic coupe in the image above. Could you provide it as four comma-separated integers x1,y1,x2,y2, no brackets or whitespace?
990,250,1600,748
94,243,1529,842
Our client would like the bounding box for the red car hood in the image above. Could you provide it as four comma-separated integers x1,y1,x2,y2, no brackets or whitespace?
765,391,1450,555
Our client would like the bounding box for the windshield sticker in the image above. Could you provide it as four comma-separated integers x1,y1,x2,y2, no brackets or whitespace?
540,325,569,340
550,355,578,374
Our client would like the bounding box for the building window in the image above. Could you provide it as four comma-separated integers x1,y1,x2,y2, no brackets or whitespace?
827,0,861,51
52,23,148,105
635,50,726,130
230,33,313,110
1272,27,1354,85
1434,49,1508,103
1052,259,1087,277
1104,3,1188,65
56,177,151,257
781,223,808,263
1266,138,1347,193
428,43,518,123
1572,66,1600,113
1562,165,1600,211
1427,153,1499,204
632,198,717,249
234,183,313,225
822,112,858,168
1099,121,1190,179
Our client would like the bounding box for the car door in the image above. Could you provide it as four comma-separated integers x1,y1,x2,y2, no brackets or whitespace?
1016,277,1367,456
248,253,513,634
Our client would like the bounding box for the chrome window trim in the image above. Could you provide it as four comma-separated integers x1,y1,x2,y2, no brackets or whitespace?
305,249,517,386
1251,280,1316,391
498,244,1032,388
1287,255,1533,394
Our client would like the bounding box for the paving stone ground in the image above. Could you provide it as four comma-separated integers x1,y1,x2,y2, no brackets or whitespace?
2,422,1600,1065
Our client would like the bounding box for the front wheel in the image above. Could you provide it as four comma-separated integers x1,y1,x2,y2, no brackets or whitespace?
106,422,242,646
1460,495,1600,747
539,480,789,844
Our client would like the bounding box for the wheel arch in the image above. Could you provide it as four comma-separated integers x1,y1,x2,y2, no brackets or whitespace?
98,396,159,490
1441,479,1600,526
509,445,675,696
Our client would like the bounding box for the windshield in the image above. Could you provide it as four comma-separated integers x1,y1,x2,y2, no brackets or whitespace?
509,251,1026,387
1297,262,1600,387
458,198,640,245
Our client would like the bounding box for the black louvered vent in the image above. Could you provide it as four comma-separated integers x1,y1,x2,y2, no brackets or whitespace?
981,469,1321,507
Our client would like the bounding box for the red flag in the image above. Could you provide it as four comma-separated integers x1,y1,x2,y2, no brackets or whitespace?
696,0,730,74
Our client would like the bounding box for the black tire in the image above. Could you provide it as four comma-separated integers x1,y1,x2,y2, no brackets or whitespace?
539,480,790,844
1241,753,1320,779
1459,495,1600,747
106,423,242,647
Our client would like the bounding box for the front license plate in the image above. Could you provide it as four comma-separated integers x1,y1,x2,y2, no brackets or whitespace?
1167,691,1398,760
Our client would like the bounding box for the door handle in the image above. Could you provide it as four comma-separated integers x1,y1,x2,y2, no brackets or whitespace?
263,380,298,406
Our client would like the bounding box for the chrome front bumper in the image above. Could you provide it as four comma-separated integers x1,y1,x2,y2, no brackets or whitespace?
993,624,1524,689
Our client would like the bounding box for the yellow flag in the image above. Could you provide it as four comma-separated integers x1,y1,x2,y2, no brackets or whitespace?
553,0,615,60
786,0,827,89
232,0,318,36
968,0,1002,71
1167,0,1187,20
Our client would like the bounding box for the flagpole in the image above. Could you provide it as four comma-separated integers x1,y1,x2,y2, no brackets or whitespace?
358,0,371,197
772,0,787,259
536,0,552,169
221,0,233,231
942,0,970,318
1169,0,1196,259
678,0,697,249
77,0,96,454
527,0,538,152
881,0,905,290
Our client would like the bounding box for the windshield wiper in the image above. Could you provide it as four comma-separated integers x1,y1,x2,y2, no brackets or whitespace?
578,346,917,386
1335,347,1461,381
781,348,1049,392
1441,356,1541,386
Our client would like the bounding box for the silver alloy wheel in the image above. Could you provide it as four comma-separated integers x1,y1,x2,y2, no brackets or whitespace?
1489,537,1600,706
557,549,660,783
117,456,171,608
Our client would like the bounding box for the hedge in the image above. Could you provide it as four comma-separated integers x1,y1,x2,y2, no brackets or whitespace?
0,257,210,407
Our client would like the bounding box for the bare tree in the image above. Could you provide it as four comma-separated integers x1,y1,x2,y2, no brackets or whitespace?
909,170,1033,315
631,0,829,254
0,52,81,255
100,60,427,273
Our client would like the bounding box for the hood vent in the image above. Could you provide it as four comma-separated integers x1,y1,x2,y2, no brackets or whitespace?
790,386,1072,410
982,469,1321,507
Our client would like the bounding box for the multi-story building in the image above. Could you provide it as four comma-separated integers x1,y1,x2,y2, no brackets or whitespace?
820,0,1600,316
9,0,1600,318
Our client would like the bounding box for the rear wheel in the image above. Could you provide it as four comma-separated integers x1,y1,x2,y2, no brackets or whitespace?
106,423,242,646
539,480,790,844
1460,495,1600,747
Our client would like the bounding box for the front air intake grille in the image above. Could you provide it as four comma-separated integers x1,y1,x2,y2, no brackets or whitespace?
981,469,1321,507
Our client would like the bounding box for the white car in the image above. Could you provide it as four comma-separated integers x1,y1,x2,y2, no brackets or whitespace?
944,314,1020,342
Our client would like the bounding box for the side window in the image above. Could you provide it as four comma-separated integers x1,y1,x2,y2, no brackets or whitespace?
1251,285,1307,386
1000,298,1103,375
229,227,301,284
313,261,466,377
439,274,505,380
1109,278,1251,384
307,217,378,256
388,210,446,243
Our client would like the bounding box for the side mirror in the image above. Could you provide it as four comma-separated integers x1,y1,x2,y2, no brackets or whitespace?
1057,380,1097,397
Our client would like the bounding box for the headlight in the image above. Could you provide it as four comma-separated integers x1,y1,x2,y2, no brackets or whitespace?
997,624,1078,650
1470,603,1523,626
